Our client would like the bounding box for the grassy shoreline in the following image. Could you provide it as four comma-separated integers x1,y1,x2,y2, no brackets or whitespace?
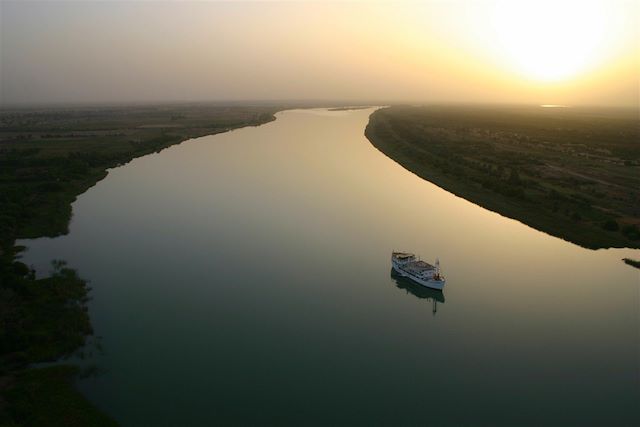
0,104,281,425
365,106,639,250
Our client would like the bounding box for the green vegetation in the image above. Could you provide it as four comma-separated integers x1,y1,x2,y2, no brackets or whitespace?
1,104,278,240
0,258,116,426
365,105,640,249
0,104,280,425
1,259,92,365
3,366,117,427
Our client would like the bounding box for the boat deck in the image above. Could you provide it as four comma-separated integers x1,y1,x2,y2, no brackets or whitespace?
405,260,435,272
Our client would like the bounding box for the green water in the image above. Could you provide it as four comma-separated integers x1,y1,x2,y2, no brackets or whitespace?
20,108,639,426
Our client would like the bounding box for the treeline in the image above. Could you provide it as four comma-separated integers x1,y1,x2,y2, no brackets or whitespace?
0,133,183,241
365,106,640,249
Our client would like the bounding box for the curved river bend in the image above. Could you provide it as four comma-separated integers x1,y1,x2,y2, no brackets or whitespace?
20,109,639,426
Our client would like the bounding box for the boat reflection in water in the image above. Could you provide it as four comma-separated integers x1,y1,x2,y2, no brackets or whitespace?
390,269,445,315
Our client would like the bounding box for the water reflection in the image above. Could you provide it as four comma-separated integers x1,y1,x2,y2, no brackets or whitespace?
390,269,445,315
17,108,639,425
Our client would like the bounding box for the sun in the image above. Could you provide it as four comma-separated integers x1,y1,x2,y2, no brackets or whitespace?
490,0,611,81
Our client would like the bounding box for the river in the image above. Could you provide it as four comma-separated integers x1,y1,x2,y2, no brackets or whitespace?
19,108,639,426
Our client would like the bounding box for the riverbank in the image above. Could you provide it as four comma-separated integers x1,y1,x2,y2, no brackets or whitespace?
0,104,281,425
11,106,639,425
365,105,640,250
623,258,640,269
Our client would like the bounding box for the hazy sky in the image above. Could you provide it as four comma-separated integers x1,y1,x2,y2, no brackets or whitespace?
1,0,638,106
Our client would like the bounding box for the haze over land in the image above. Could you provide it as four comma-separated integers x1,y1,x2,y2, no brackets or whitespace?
1,0,638,107
2,1,639,425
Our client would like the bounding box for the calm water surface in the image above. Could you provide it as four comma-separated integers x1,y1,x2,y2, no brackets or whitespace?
20,109,639,426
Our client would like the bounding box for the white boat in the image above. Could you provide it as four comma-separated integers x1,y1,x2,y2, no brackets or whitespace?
391,251,445,290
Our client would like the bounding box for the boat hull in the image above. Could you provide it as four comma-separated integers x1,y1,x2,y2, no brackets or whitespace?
392,264,445,290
